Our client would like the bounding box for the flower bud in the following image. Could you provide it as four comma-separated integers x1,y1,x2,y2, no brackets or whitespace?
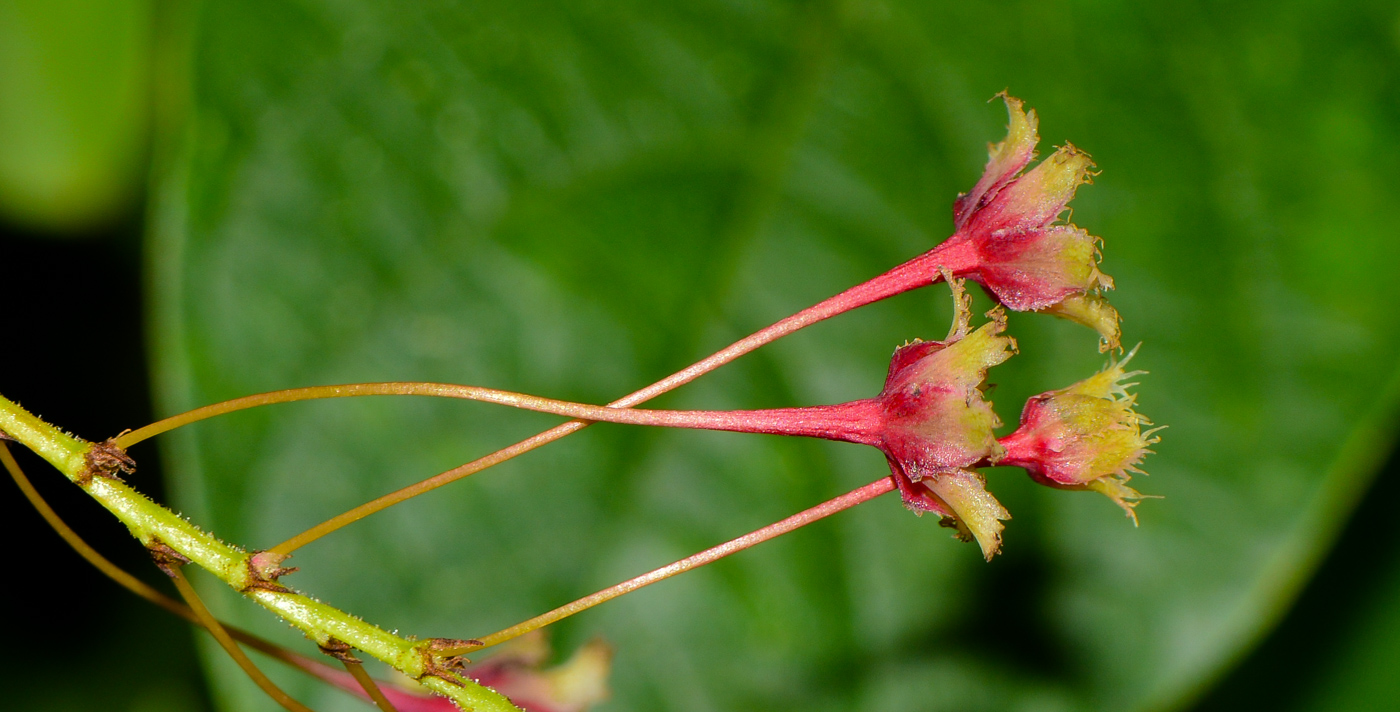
997,347,1160,522
876,280,1016,558
948,94,1120,351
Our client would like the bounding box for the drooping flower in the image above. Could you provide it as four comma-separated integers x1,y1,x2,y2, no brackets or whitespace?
997,346,1161,521
710,93,1117,356
938,94,1120,351
872,279,1016,559
546,280,1018,559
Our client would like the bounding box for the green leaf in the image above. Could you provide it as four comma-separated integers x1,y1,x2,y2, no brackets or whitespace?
150,1,1400,710
0,0,152,231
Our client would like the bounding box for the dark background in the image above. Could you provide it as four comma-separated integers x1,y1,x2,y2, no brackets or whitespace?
1,216,211,712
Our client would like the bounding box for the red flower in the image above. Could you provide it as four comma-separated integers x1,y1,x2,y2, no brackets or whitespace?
998,347,1161,521
942,94,1120,351
760,93,1119,354
516,281,1019,559
873,280,1015,559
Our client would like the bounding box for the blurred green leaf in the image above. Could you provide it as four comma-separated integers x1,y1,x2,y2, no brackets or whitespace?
0,0,151,231
149,1,1400,711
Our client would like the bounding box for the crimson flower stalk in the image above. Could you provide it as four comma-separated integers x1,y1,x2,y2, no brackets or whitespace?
590,284,1014,557
465,281,1154,560
607,297,1017,558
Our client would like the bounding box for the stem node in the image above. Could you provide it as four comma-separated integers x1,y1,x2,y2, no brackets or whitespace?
77,439,134,486
244,550,298,593
146,537,191,577
318,637,360,664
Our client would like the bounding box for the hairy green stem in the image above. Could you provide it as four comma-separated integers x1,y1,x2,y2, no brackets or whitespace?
4,442,341,662
3,441,408,708
0,394,521,712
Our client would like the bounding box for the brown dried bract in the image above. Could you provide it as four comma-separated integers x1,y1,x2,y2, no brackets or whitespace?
241,550,297,594
416,638,478,686
77,439,136,485
0,428,15,441
317,637,359,663
147,538,190,578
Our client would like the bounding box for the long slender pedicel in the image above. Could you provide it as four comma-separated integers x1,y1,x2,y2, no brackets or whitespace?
169,566,318,712
444,476,896,655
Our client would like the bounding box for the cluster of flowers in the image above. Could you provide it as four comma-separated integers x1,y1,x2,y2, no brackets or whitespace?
888,95,1160,557
586,94,1159,560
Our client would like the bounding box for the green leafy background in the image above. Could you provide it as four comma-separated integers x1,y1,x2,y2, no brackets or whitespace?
7,0,1400,710
152,1,1400,711
0,0,151,231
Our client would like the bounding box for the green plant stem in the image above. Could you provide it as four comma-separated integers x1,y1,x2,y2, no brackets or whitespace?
0,394,523,712
2,441,185,618
3,441,405,708
448,474,896,655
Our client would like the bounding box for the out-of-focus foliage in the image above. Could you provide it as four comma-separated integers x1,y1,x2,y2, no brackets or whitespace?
139,1,1400,711
0,0,151,231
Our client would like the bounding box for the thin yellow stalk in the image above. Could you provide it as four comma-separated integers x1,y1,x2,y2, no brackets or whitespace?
169,566,317,712
447,475,896,655
343,661,399,712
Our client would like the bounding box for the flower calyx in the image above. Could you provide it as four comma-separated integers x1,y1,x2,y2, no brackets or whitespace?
945,93,1120,351
998,345,1161,522
874,279,1016,559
